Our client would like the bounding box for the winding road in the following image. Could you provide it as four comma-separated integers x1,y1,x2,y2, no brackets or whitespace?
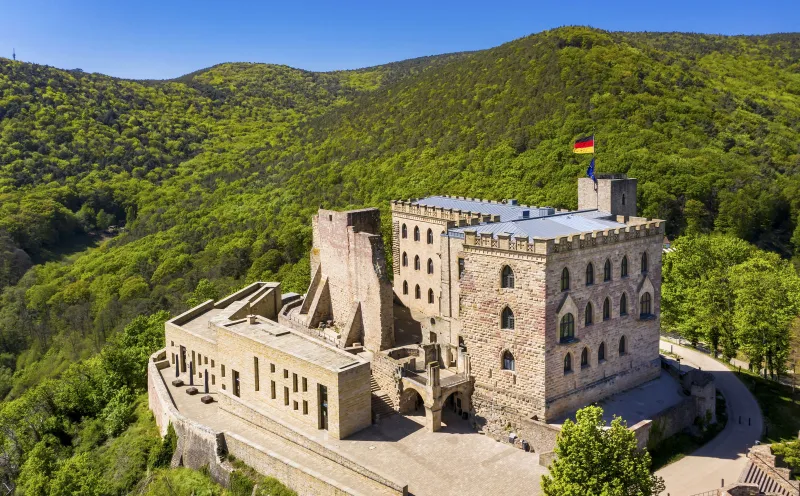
656,340,763,496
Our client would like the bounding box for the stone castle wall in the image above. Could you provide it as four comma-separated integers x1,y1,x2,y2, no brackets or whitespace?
313,209,394,351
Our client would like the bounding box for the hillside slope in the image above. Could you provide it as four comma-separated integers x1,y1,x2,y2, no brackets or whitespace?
0,27,798,399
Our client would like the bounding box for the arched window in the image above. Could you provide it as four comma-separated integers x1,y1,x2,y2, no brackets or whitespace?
584,302,593,326
501,265,515,288
585,263,594,286
401,224,407,239
501,307,515,330
641,252,648,274
603,259,612,282
581,347,589,368
402,252,408,267
427,228,434,244
564,353,572,374
428,289,435,304
502,351,515,371
619,336,627,355
561,267,570,292
621,256,628,278
427,258,434,274
402,281,408,295
414,255,420,271
603,298,611,321
414,285,421,299
598,342,606,362
560,313,575,342
620,293,628,316
640,292,652,318
414,226,420,242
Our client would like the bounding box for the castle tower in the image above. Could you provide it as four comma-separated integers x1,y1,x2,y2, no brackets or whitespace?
578,174,637,218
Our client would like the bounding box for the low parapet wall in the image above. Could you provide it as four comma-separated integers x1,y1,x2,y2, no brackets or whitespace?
148,349,406,496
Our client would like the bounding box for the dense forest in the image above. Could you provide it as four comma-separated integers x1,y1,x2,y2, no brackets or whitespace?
0,26,799,493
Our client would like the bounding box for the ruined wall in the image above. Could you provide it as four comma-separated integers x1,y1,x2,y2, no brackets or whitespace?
313,208,393,352
371,351,403,410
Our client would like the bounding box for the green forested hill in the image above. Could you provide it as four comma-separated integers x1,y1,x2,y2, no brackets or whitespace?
0,25,798,493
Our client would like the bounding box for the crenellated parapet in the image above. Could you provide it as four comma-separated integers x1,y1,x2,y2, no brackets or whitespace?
390,199,497,225
462,219,664,256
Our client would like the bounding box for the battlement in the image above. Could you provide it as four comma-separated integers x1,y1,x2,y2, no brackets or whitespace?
462,218,664,256
391,200,493,225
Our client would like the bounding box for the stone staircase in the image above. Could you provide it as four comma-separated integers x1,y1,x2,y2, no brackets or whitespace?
371,377,396,420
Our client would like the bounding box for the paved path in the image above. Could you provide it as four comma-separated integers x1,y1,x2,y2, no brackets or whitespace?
656,341,763,496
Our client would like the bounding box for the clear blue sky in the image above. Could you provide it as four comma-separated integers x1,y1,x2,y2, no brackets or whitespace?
2,0,797,80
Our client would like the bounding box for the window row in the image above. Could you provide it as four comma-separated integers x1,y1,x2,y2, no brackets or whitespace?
401,281,436,304
563,337,627,374
559,292,652,342
401,252,435,274
496,292,652,334
401,224,436,244
560,252,649,291
500,337,627,374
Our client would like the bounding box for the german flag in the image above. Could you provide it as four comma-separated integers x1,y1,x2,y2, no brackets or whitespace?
573,135,594,154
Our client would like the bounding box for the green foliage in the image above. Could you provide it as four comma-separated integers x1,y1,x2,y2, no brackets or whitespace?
139,467,226,496
772,439,800,475
100,387,134,437
48,452,102,496
541,405,665,496
229,470,256,496
663,234,800,375
148,422,177,469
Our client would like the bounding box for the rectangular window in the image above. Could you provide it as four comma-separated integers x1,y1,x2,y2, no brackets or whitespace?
271,380,276,399
270,363,275,373
211,359,215,368
171,354,175,364
204,356,208,365
318,385,328,430
302,377,308,392
284,387,289,406
221,364,226,378
198,353,202,364
283,369,288,379
212,375,216,385
303,400,308,415
233,370,240,397
293,400,298,411
293,373,298,393
222,384,226,390
458,258,465,279
170,340,174,347
254,357,259,392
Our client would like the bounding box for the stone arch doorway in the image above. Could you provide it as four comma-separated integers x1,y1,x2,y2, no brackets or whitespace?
398,386,425,416
440,389,471,429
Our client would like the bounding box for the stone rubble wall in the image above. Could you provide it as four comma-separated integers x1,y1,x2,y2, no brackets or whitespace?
371,351,403,410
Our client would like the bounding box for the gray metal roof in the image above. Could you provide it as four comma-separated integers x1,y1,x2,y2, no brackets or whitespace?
448,210,625,240
412,196,553,222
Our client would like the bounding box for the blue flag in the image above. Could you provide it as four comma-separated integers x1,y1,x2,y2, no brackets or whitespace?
586,157,597,183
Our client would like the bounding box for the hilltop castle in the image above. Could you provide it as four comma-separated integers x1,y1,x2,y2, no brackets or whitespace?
155,175,664,451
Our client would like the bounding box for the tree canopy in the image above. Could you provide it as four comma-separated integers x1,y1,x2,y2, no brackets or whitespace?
541,405,665,496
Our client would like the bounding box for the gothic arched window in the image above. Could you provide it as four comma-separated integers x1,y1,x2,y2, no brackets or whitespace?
501,307,515,330
414,285,421,299
598,342,606,361
428,289,435,304
402,252,408,267
561,267,570,292
585,263,594,286
621,256,628,278
603,298,611,321
619,336,627,355
427,258,434,274
502,351,515,371
581,347,589,368
560,314,575,342
564,353,572,374
585,302,593,326
414,255,420,271
402,281,408,295
604,259,612,282
641,252,648,274
401,224,407,239
427,228,434,244
414,226,420,242
640,292,652,318
501,265,515,288
620,293,628,316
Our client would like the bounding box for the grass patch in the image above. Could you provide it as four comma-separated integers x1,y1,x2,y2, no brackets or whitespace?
650,391,728,471
731,368,800,443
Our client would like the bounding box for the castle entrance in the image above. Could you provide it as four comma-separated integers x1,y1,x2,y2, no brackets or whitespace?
441,390,470,430
398,387,425,417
